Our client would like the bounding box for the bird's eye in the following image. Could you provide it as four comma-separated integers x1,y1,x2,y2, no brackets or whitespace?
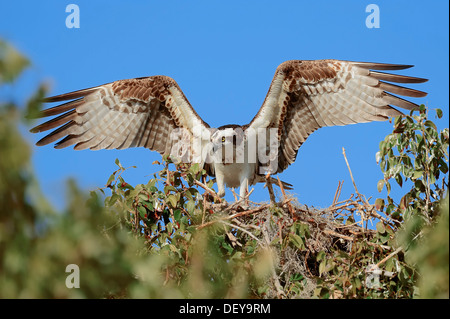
221,136,225,143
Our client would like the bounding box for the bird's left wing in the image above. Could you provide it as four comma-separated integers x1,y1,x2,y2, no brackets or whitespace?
245,59,428,174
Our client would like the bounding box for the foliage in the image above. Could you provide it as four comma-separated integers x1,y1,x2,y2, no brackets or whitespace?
376,106,448,224
406,195,449,299
101,157,275,298
374,106,449,298
0,40,148,298
1,40,448,298
0,39,29,84
310,106,448,299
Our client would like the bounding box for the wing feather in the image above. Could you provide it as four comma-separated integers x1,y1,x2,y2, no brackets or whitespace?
246,59,428,174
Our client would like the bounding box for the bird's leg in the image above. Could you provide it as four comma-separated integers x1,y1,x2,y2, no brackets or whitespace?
239,178,250,210
216,173,226,198
265,173,276,204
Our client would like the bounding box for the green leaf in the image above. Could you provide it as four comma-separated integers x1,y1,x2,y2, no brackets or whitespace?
424,120,437,131
439,160,448,174
377,179,385,192
376,222,386,234
186,200,196,214
353,277,362,290
375,151,382,164
166,222,173,234
436,108,443,119
142,200,154,211
394,115,403,126
173,209,182,222
375,198,385,211
189,163,200,175
429,174,436,185
385,180,391,194
106,173,116,186
399,194,409,210
149,186,158,193
107,193,120,206
319,260,326,275
164,185,177,194
180,215,189,225
167,194,178,208
316,251,326,261
137,205,146,218
379,141,386,156
412,170,423,180
289,233,304,249
395,174,403,187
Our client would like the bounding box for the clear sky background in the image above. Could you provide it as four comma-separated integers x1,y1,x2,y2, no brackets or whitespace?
1,1,448,211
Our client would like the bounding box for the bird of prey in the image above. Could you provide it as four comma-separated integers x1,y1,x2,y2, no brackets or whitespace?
30,59,427,200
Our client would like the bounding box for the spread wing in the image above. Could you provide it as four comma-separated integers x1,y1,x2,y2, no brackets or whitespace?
246,59,428,174
30,76,211,158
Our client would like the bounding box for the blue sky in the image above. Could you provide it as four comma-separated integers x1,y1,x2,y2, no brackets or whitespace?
1,1,448,211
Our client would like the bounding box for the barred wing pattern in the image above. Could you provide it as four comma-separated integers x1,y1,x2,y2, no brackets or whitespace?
30,76,210,157
246,60,427,174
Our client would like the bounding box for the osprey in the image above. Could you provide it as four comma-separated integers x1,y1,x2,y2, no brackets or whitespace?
30,59,427,199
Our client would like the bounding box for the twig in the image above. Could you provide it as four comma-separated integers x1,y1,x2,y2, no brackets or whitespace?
376,246,402,267
332,180,343,206
324,229,391,250
331,196,354,207
194,179,222,202
232,218,261,230
342,148,360,197
265,173,277,204
231,188,239,202
220,220,261,242
228,198,294,220
324,229,354,242
229,187,256,208
277,176,295,219
197,198,294,230
368,207,401,227
342,148,370,231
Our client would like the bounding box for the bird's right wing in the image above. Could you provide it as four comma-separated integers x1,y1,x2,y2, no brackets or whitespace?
30,76,211,161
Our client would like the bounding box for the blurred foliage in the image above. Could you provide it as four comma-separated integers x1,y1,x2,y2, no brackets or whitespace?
0,40,29,84
406,195,448,299
0,40,448,299
0,40,145,298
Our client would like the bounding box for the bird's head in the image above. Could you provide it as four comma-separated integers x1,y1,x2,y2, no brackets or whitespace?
211,125,244,149
210,125,245,163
